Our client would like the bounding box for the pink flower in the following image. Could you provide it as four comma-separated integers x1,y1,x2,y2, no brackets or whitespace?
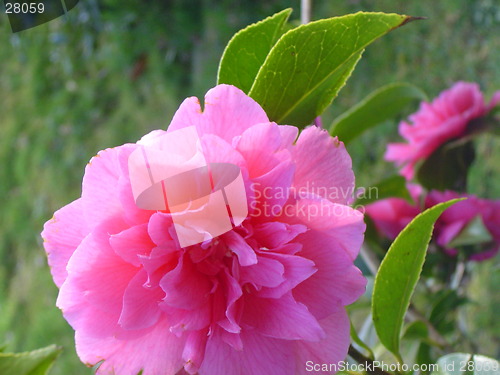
42,85,366,375
365,185,500,261
426,191,500,261
385,82,500,180
364,184,422,240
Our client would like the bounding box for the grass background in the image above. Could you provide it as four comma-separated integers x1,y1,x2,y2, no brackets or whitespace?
0,0,499,373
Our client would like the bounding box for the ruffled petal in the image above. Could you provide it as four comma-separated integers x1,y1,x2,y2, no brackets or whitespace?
292,127,354,204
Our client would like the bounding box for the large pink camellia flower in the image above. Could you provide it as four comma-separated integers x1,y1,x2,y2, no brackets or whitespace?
385,82,500,179
366,185,500,261
42,85,366,375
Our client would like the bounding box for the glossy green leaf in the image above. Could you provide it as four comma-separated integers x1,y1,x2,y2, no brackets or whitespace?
249,12,416,127
330,82,427,144
0,345,62,375
432,353,500,375
372,199,463,361
217,9,292,93
355,175,411,206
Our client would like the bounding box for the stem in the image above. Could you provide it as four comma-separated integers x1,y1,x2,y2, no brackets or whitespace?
348,345,394,375
301,0,312,24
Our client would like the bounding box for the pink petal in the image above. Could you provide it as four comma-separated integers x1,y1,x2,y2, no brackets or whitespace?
199,327,295,375
222,230,257,266
81,145,135,228
256,252,316,299
110,223,155,267
58,219,138,330
240,255,285,289
252,221,307,249
242,292,325,341
279,197,366,319
76,317,186,375
236,122,284,178
119,270,164,330
160,254,212,310
292,127,355,205
168,85,270,143
42,198,89,287
294,309,351,375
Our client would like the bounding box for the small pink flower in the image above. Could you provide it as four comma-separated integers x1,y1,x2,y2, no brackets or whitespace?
365,185,500,261
42,85,366,375
385,82,500,180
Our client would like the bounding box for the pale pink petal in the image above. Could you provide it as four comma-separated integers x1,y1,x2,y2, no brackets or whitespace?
81,145,135,228
168,85,270,143
42,199,89,287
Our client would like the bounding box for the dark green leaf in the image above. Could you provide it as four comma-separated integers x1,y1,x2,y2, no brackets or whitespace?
249,12,416,127
0,345,62,375
372,199,463,361
403,320,429,341
330,82,427,144
355,175,411,206
416,140,475,192
217,9,292,93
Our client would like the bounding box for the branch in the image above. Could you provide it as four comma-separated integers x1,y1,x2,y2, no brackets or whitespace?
348,345,394,375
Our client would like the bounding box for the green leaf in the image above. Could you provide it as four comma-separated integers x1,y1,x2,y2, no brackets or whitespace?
371,198,463,361
355,175,411,206
416,139,475,192
432,353,500,375
0,345,62,375
330,82,427,144
217,9,292,93
249,12,417,127
403,320,429,341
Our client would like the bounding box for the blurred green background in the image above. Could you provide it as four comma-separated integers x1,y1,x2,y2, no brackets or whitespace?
0,0,499,373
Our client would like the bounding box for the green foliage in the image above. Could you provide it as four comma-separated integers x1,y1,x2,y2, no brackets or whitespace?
330,82,427,144
0,345,61,375
355,175,411,206
433,353,500,375
417,140,476,192
217,9,292,93
249,12,414,127
372,199,463,361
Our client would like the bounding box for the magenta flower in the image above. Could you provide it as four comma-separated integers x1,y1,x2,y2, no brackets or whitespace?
385,82,500,179
365,185,500,261
42,85,366,374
